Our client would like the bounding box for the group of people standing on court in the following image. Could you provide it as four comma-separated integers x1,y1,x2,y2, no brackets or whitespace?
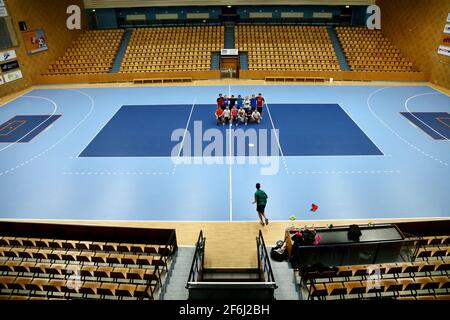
215,93,266,126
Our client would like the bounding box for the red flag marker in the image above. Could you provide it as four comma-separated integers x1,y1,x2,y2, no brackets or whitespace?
310,203,319,212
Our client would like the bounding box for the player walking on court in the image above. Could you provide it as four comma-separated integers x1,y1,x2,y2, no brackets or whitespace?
253,183,269,226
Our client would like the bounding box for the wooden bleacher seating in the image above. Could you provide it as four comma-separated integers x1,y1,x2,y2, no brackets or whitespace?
335,27,416,72
0,233,176,300
120,26,224,73
45,29,124,75
235,25,340,72
297,235,450,300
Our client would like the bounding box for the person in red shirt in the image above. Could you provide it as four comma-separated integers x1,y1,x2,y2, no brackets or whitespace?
215,107,224,125
256,93,265,115
217,94,224,109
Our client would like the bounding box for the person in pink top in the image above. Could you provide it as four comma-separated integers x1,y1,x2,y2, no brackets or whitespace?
231,106,238,126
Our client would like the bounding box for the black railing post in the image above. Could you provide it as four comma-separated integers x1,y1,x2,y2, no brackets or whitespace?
186,230,205,289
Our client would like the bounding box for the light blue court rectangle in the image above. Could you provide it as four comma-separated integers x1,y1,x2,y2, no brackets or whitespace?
0,85,449,222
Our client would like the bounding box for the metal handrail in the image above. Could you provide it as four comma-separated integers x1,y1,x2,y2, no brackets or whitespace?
140,230,177,300
186,230,206,288
256,230,276,284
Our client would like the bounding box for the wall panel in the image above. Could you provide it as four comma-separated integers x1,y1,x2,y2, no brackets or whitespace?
377,0,450,89
0,0,87,98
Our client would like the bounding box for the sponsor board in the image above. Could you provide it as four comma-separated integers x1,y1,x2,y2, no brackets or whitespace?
3,70,23,83
221,49,239,56
0,49,16,62
444,24,450,34
0,60,19,72
0,6,7,17
437,45,450,57
441,34,450,46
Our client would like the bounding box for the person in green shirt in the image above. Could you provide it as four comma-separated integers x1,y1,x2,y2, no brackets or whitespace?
253,183,269,226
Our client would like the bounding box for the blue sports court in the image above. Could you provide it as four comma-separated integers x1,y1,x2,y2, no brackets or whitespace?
0,84,449,221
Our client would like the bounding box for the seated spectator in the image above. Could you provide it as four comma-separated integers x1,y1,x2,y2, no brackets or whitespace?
215,107,224,125
250,94,257,110
222,107,231,125
251,109,262,124
237,107,247,126
231,106,238,126
246,106,253,123
236,94,243,108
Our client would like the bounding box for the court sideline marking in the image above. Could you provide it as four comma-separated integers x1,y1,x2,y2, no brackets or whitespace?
404,92,448,140
172,97,197,175
367,87,448,167
229,84,233,221
264,99,289,174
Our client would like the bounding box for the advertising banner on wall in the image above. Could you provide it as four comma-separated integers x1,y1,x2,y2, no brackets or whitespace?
447,12,450,22
22,29,48,54
441,34,450,46
437,45,450,57
3,70,23,83
444,24,450,34
0,6,7,17
0,60,19,72
0,49,16,62
0,75,4,86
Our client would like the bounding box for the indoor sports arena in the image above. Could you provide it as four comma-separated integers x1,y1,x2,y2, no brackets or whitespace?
0,0,449,310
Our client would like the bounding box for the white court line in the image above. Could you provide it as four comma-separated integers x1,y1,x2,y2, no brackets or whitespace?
404,92,448,140
228,84,233,221
0,96,58,152
288,170,400,175
63,171,172,176
176,98,196,159
0,89,95,177
367,87,448,167
264,99,289,174
172,98,197,175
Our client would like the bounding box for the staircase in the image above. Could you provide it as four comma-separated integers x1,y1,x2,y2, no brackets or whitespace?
202,268,262,282
224,25,235,49
269,252,302,300
211,52,220,70
110,28,133,73
161,247,196,300
327,26,351,71
239,52,248,70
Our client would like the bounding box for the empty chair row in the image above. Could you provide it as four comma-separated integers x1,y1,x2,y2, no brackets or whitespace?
0,276,156,298
0,247,162,266
307,276,450,299
0,236,166,254
0,259,160,280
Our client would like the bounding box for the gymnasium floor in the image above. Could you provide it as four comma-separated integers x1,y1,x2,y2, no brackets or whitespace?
0,83,449,222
